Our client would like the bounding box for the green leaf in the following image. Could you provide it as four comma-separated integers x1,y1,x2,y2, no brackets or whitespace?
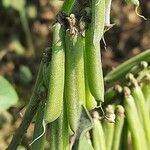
0,76,18,111
72,106,93,150
78,136,94,150
11,0,26,12
2,0,12,8
2,0,26,12
17,145,26,150
18,65,32,85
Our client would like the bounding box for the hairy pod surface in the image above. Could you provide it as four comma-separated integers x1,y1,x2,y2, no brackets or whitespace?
75,34,86,105
85,0,105,102
45,23,65,123
65,31,79,132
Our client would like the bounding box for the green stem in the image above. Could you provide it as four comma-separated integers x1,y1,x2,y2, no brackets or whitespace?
61,0,76,14
105,49,150,83
19,10,34,56
105,0,112,26
7,50,50,150
31,102,46,150
48,113,63,150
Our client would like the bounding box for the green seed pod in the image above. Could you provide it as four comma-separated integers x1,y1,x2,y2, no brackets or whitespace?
45,23,65,123
65,31,79,132
131,81,150,148
85,76,97,111
102,105,115,150
84,54,97,110
137,66,150,83
141,75,150,106
105,49,150,83
112,105,125,150
75,34,86,105
120,119,129,150
85,29,104,102
85,0,105,102
123,87,148,150
92,111,106,150
142,83,150,102
142,82,150,116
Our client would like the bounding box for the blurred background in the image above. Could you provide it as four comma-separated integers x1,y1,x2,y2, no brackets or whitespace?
0,0,149,149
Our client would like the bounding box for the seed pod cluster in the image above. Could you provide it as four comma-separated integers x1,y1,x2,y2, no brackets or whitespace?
28,0,150,149
31,1,106,147
7,0,150,149
103,60,150,150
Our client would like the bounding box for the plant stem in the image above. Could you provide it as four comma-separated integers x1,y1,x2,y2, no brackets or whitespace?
104,49,150,83
61,0,76,14
19,10,35,56
31,101,46,150
7,51,49,150
105,0,112,26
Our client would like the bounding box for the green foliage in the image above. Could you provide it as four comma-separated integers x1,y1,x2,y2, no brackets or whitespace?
0,76,18,111
2,0,26,12
16,65,33,85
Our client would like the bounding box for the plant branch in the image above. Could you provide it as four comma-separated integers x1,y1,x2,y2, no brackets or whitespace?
6,49,50,150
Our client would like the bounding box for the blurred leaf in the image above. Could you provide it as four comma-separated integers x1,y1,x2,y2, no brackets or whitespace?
11,0,26,12
2,0,26,12
2,0,12,8
17,145,26,150
9,38,25,55
0,76,18,111
18,65,32,85
26,5,37,19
